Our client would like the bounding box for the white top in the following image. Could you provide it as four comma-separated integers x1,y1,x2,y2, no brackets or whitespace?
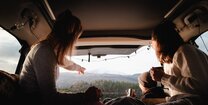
19,40,84,104
161,44,208,97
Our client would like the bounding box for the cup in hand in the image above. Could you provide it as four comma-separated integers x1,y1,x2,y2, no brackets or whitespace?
150,66,164,81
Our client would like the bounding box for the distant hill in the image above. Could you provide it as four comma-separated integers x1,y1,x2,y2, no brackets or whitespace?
56,72,140,88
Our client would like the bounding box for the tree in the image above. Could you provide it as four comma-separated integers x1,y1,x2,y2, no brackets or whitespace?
58,80,142,98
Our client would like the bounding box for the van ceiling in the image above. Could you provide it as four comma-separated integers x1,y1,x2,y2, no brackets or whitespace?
48,0,179,31
46,0,180,55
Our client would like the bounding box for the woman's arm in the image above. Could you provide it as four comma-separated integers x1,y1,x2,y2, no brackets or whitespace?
61,57,85,74
161,45,207,94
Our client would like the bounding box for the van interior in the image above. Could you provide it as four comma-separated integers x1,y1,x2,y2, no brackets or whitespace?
0,0,208,104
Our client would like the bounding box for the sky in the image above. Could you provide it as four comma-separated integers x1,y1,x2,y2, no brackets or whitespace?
0,27,208,75
0,27,21,73
69,46,161,75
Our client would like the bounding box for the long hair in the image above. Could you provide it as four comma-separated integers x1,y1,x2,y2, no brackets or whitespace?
46,10,82,65
152,20,184,64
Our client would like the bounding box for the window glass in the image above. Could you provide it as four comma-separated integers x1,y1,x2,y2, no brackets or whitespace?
0,27,21,73
57,46,161,98
195,31,208,55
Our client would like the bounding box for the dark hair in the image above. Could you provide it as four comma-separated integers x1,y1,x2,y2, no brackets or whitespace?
152,20,184,63
46,10,82,65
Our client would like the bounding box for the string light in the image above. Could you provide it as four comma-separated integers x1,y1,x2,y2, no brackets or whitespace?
147,45,151,50
88,52,91,62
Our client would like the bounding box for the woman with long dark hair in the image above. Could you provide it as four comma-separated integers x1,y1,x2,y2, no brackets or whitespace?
19,10,101,105
150,20,208,104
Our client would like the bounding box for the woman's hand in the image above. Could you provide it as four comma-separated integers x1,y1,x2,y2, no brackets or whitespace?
77,67,86,74
150,67,165,82
62,57,86,74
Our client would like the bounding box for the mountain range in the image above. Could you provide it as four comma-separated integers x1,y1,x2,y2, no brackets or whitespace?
56,72,140,88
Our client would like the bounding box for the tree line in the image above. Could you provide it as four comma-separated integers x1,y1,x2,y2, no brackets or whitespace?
58,80,142,99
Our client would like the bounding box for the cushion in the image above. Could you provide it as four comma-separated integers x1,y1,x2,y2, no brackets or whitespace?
0,70,19,100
